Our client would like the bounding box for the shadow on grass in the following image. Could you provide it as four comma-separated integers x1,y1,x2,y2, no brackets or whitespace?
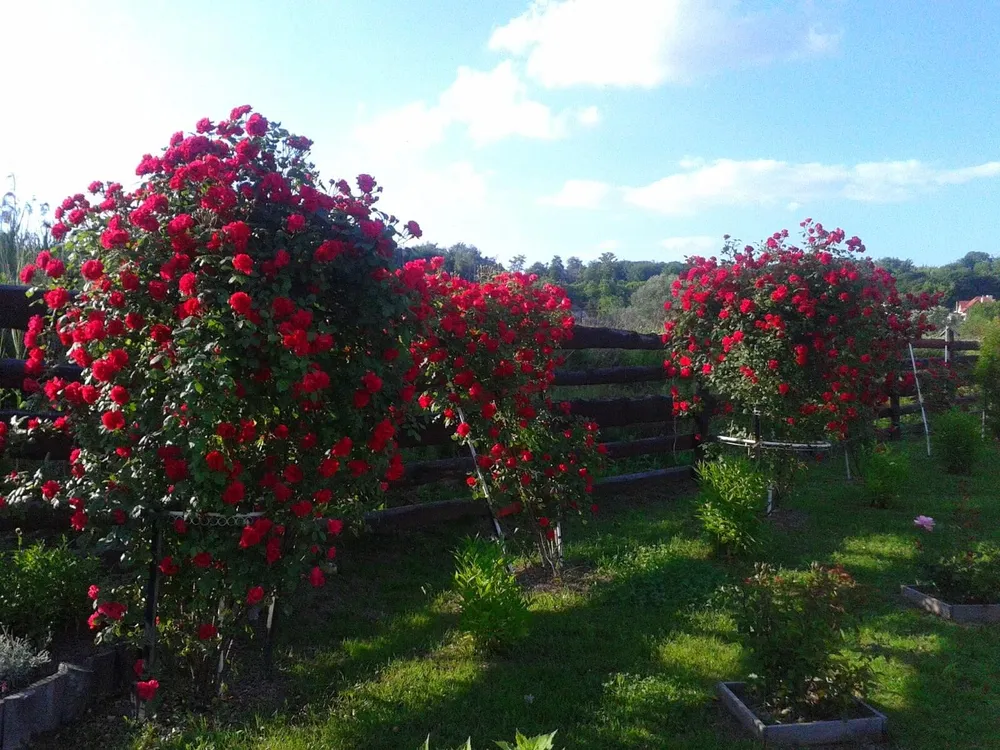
273,534,755,750
37,439,1000,750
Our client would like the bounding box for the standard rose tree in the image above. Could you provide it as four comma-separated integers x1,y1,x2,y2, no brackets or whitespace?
6,107,423,697
664,221,937,441
402,262,604,572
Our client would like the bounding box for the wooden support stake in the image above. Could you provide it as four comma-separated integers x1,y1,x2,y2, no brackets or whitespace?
137,517,163,719
263,597,278,679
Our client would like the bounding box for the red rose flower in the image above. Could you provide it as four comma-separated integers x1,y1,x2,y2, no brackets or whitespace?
229,291,253,315
246,586,265,606
136,679,159,702
309,566,326,588
233,253,254,274
81,259,105,280
101,410,125,431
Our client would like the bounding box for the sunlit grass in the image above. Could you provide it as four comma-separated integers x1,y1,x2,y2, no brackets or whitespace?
39,438,1000,749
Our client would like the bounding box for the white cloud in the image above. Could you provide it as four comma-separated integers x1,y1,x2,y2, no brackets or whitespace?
440,62,574,144
577,105,601,126
356,61,594,153
538,179,611,208
354,102,450,155
598,239,620,251
489,0,839,89
623,158,1000,215
660,235,719,260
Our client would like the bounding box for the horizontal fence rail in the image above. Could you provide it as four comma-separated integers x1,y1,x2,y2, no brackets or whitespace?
0,279,983,532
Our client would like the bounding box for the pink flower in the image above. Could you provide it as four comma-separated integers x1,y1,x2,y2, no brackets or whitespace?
913,515,935,532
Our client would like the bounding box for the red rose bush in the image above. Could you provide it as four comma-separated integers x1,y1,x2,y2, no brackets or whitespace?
5,107,422,692
664,221,936,441
402,262,603,572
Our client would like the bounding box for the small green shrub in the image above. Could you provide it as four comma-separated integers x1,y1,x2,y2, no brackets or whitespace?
976,321,1000,438
420,731,559,750
730,563,872,723
933,408,982,474
0,626,50,695
495,731,559,750
0,535,99,642
453,537,529,652
859,442,909,508
924,541,1000,605
695,455,768,555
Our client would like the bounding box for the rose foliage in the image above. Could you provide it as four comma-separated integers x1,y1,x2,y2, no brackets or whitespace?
5,107,425,688
664,221,937,440
402,262,604,570
0,107,604,696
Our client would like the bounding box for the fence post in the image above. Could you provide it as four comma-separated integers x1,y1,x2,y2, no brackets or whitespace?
944,326,954,364
890,392,901,440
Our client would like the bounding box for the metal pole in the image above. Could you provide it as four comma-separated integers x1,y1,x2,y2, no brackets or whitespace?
909,343,932,457
455,405,505,541
753,410,774,514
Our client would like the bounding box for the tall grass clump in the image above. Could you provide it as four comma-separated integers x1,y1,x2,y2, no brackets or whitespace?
934,408,982,474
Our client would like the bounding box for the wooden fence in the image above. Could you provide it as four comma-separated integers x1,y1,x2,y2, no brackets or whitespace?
0,285,702,531
0,284,982,531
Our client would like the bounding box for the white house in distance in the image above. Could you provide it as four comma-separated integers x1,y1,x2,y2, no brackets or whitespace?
953,294,996,317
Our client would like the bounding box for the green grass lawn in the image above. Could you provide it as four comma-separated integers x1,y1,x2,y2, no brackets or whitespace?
42,439,1000,749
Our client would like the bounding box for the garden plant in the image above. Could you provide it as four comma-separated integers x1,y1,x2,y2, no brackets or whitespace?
694,452,768,556
912,514,1000,605
0,106,603,707
452,536,530,653
663,222,937,502
859,442,909,508
730,562,873,723
2,106,427,701
408,262,604,572
933,408,982,474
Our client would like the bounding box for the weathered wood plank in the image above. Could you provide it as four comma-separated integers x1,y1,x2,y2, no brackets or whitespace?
365,465,694,530
396,434,697,488
398,395,681,447
569,395,675,427
560,326,663,350
0,359,82,389
0,285,44,330
553,365,664,387
909,338,979,351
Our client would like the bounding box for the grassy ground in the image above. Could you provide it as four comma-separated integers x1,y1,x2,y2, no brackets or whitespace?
40,438,1000,749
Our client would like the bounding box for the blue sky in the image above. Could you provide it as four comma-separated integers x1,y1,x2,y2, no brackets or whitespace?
2,0,998,267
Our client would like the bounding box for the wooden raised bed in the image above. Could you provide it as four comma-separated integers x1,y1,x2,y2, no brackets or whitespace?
716,681,887,746
900,585,1000,624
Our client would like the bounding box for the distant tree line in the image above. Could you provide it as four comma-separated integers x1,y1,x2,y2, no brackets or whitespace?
878,251,1000,308
398,243,684,319
399,242,1000,336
